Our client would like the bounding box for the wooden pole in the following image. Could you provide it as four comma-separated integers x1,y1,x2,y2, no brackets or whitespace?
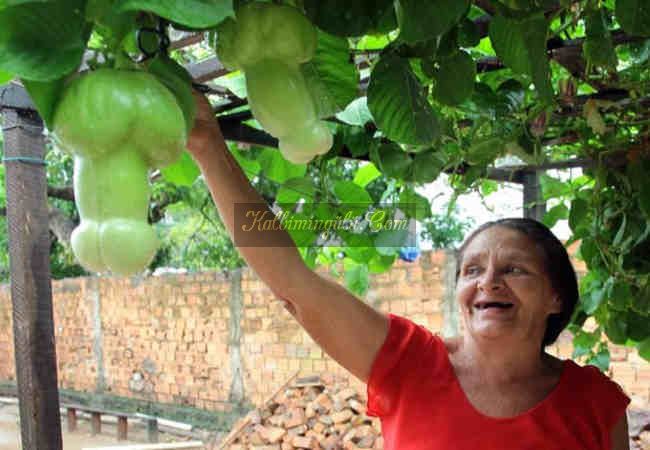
1,106,63,449
523,170,546,221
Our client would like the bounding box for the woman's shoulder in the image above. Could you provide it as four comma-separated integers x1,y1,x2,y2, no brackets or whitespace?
561,360,630,403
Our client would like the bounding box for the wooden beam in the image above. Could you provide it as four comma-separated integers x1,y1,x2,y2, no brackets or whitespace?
169,33,204,50
1,107,63,449
186,58,227,82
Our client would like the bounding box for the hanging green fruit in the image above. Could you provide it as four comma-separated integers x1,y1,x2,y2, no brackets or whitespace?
51,68,187,275
215,2,333,164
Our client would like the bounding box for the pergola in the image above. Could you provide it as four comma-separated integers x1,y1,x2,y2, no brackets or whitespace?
0,20,647,448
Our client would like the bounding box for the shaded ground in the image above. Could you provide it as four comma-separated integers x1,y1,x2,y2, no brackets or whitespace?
0,403,206,450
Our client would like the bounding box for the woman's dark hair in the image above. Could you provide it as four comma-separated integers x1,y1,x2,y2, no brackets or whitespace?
455,218,579,348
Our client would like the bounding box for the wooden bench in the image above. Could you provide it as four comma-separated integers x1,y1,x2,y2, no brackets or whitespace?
62,403,159,442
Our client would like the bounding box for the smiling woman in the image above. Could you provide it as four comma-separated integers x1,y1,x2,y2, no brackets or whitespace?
188,92,631,450
367,219,630,450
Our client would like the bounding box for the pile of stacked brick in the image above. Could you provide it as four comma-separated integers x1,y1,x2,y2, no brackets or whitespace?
217,373,383,449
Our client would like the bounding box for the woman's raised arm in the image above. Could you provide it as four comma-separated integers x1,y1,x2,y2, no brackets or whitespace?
186,92,388,382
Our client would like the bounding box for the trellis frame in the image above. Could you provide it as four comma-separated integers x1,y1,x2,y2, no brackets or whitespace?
1,12,648,448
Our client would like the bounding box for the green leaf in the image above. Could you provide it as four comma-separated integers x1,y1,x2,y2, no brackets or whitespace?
458,17,480,47
639,177,650,220
578,238,598,267
87,0,136,48
115,0,233,28
22,77,64,128
0,69,12,84
276,177,315,205
285,212,317,248
333,180,373,216
638,337,650,362
432,50,476,106
258,148,307,183
616,0,650,37
368,252,396,273
541,203,568,228
587,346,610,371
302,31,359,118
412,151,445,183
480,179,498,197
337,126,372,158
612,214,627,247
368,54,440,145
336,97,373,127
212,71,247,98
572,329,600,358
343,258,370,296
488,13,553,102
466,137,504,166
160,151,200,186
584,285,606,314
0,0,50,9
605,311,628,344
0,0,87,81
304,0,395,37
353,162,382,187
569,198,589,233
583,9,618,69
370,142,413,180
374,228,410,255
540,174,572,200
627,311,650,342
399,188,431,220
608,279,632,311
395,0,470,43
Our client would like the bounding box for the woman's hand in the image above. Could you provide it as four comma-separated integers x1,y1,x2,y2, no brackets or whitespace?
186,90,224,161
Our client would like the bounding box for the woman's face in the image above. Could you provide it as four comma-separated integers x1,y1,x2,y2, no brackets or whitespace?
456,226,562,344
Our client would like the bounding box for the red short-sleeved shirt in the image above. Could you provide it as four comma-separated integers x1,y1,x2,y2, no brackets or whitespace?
366,313,631,450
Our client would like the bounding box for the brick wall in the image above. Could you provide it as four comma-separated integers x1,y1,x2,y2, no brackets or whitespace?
0,250,648,412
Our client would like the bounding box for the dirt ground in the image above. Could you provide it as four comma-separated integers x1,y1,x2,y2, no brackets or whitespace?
0,402,206,450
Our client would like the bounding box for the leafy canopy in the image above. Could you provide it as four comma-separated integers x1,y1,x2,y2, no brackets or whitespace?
0,0,649,365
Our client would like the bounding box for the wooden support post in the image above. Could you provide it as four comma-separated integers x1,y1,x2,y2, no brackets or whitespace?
522,170,546,221
67,408,78,432
1,105,63,450
91,412,102,435
147,418,159,443
117,415,128,441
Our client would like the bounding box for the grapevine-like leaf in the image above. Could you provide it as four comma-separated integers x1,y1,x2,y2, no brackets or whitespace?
115,0,234,28
0,0,87,81
489,13,553,102
160,151,201,186
302,31,359,118
368,54,440,145
432,50,476,106
616,0,650,37
304,0,395,37
395,0,470,43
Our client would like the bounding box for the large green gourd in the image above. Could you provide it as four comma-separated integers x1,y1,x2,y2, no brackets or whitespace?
216,2,332,164
51,69,186,275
